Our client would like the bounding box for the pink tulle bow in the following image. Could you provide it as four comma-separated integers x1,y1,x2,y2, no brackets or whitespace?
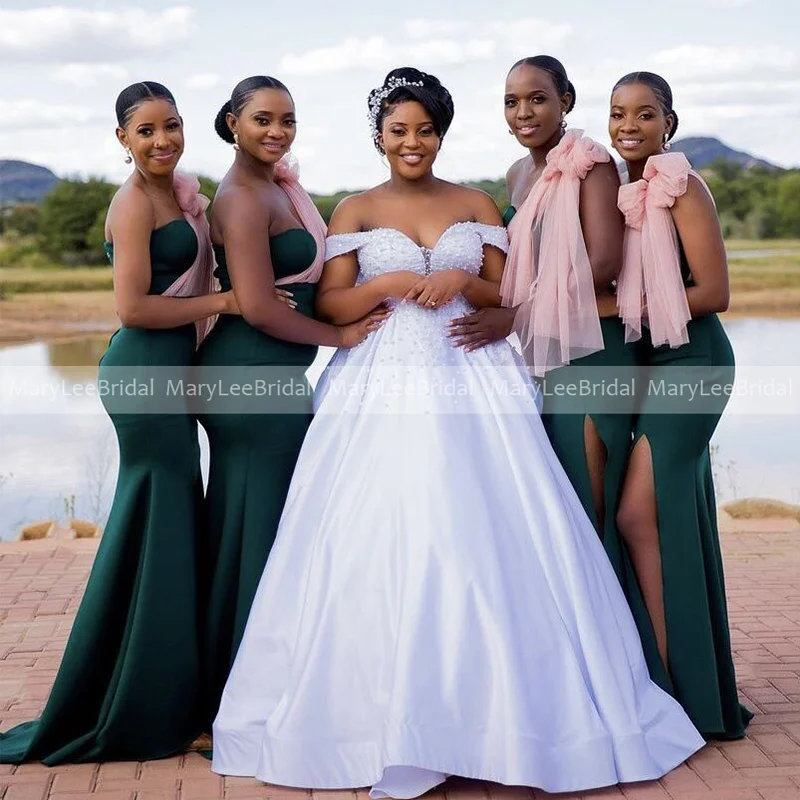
616,152,695,348
162,171,216,346
272,153,327,286
500,130,609,376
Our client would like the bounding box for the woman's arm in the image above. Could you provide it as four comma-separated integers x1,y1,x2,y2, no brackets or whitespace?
108,189,233,328
217,189,358,347
579,160,624,288
671,176,730,316
315,195,422,325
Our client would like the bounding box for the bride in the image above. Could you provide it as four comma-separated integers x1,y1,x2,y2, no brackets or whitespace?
211,67,705,798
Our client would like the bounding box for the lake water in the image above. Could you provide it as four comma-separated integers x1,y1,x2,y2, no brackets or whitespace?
0,318,798,541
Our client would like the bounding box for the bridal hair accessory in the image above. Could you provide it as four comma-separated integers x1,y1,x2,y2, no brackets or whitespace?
368,76,424,144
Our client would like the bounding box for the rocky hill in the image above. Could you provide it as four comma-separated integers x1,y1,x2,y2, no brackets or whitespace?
0,160,59,204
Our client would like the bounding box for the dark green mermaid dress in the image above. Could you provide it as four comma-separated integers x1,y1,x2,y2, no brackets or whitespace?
503,205,637,538
0,219,204,764
603,239,752,739
195,229,318,727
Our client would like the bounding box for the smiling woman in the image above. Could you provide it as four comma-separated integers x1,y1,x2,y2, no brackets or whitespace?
605,71,752,740
194,75,385,728
0,80,235,765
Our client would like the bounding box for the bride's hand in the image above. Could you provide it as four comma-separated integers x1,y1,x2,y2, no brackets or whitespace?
448,307,515,351
338,304,393,348
405,270,469,309
372,271,426,301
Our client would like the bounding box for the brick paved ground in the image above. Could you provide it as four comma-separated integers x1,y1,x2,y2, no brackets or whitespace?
1,517,799,800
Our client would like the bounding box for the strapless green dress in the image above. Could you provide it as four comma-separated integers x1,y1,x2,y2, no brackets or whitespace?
194,228,318,727
0,219,205,764
503,205,637,540
604,240,752,739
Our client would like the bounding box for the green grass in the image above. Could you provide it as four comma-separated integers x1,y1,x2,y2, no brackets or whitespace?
726,239,800,251
1,240,800,299
728,254,800,293
0,266,113,296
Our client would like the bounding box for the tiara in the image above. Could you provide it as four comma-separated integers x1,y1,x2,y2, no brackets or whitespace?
368,76,424,144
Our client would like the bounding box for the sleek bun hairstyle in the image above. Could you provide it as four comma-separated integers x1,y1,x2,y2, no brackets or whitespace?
367,67,455,153
509,55,576,113
612,71,679,140
214,75,293,144
116,81,177,127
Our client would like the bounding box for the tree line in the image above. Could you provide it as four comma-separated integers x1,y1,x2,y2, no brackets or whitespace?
0,161,797,268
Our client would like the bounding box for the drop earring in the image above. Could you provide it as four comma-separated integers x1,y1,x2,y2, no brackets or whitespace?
233,133,240,152
560,112,567,130
663,132,671,151
124,148,132,164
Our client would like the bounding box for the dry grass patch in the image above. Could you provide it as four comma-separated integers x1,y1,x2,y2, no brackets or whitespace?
723,498,800,521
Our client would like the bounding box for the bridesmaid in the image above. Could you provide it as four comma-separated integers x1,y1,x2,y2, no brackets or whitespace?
609,71,751,738
0,81,236,764
450,55,631,539
195,76,386,726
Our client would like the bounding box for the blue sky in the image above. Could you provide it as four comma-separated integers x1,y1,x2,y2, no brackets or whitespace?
1,0,798,193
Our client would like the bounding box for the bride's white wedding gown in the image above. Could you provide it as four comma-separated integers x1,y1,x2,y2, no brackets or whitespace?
211,222,705,797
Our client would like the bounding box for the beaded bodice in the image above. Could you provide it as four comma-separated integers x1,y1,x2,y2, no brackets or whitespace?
322,223,519,372
325,222,508,283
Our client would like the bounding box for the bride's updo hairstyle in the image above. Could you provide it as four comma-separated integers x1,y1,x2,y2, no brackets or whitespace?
367,67,455,154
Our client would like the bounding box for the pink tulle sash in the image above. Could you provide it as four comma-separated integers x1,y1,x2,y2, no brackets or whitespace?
165,172,216,345
273,154,327,286
500,129,608,377
616,152,710,348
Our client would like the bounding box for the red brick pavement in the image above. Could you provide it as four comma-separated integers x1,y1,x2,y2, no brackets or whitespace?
1,521,799,800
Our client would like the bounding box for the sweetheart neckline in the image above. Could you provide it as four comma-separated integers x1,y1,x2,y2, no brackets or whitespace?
350,221,490,253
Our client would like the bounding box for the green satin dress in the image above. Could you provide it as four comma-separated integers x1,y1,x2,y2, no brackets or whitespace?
603,240,752,739
194,229,318,727
503,205,637,539
0,219,205,764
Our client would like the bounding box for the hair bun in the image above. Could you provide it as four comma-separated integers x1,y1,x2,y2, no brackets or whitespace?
214,100,235,144
566,80,577,113
668,108,679,140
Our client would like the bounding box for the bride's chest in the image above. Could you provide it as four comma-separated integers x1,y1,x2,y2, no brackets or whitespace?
355,228,486,282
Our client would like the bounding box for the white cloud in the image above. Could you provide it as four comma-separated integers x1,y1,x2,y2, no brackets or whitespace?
0,6,194,63
185,73,221,90
54,63,129,87
486,19,573,53
403,20,471,39
280,19,572,75
408,38,496,64
0,100,105,132
280,36,389,74
653,44,798,81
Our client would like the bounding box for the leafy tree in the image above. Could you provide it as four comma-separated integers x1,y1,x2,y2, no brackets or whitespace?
0,204,40,236
38,178,117,264
775,172,800,238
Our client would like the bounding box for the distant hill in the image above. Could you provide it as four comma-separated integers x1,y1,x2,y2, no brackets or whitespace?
671,137,777,170
0,160,59,204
